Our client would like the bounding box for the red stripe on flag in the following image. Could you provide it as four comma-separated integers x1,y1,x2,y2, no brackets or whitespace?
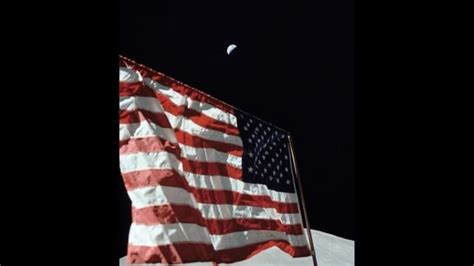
120,82,153,97
132,205,303,235
175,131,243,156
181,158,241,178
119,137,179,157
155,90,240,136
120,56,235,115
120,81,240,136
122,169,299,213
127,241,310,264
119,136,243,158
120,109,171,129
120,140,242,180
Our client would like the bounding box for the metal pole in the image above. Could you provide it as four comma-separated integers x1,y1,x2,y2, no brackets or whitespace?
288,135,318,266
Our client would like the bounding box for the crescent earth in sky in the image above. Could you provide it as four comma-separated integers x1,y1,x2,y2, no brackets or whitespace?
226,44,237,55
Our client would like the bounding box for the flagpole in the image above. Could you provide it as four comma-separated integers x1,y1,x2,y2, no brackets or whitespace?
288,135,318,266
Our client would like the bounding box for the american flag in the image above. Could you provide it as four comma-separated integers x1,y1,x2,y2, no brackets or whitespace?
119,55,311,264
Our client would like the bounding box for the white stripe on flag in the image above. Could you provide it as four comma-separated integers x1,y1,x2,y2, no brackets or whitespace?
120,119,243,148
128,185,302,225
120,151,181,173
121,151,298,205
184,172,299,204
119,96,165,113
119,122,177,143
144,78,238,128
179,146,242,168
165,112,243,147
120,150,241,173
120,67,143,83
129,223,308,249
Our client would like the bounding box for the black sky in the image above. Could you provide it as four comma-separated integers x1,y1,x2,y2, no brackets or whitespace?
119,0,354,257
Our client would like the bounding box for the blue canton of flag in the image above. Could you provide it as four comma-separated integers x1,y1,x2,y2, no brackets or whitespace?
235,110,295,193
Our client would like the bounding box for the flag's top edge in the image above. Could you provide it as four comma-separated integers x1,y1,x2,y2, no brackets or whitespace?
119,54,291,135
